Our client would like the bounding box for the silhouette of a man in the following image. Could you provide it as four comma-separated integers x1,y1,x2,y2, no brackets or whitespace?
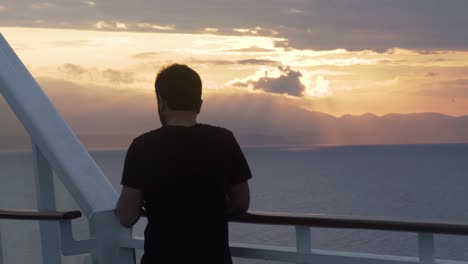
116,64,252,264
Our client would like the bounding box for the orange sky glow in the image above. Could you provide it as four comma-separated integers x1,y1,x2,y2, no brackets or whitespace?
1,27,467,118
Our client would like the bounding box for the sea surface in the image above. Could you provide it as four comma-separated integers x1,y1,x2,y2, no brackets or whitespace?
1,144,468,263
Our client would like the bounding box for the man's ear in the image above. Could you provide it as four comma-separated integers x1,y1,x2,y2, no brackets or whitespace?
157,95,166,112
196,99,203,114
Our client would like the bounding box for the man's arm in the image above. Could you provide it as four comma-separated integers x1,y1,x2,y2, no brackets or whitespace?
115,186,144,228
226,181,250,216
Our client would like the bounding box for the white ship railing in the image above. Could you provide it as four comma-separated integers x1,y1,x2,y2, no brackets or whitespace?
1,33,468,264
2,209,468,264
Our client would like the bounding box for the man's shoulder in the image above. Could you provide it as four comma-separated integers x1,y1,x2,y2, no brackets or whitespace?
132,129,161,142
131,124,233,143
197,124,233,135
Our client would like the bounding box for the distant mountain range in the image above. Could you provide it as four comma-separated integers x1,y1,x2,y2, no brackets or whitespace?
235,112,468,146
201,99,468,146
2,97,468,149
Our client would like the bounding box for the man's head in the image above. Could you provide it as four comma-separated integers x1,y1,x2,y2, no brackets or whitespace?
155,64,202,111
155,64,203,125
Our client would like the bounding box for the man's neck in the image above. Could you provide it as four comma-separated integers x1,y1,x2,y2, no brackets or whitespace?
164,111,198,127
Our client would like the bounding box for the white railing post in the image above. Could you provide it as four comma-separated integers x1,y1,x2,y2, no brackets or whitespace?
295,226,312,263
0,230,3,264
83,255,92,264
89,210,135,264
33,144,61,264
0,33,118,218
418,233,435,264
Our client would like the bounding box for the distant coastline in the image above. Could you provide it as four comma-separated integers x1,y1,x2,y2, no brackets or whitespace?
1,135,467,153
3,110,468,151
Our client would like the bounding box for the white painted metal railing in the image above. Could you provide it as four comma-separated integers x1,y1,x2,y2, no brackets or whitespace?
4,208,467,264
0,229,3,264
117,212,468,264
2,32,468,264
0,33,134,264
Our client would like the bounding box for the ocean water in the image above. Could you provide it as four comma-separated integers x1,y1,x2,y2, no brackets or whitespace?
1,144,468,263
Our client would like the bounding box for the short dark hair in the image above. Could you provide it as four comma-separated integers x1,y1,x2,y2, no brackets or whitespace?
155,64,202,111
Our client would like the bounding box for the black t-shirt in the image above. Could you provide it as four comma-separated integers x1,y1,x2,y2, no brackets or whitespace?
121,124,252,264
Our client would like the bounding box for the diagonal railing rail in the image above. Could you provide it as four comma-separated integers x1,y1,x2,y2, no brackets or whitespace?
0,33,135,263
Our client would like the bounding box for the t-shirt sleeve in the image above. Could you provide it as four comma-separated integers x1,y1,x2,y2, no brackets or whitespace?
120,139,145,189
224,131,253,185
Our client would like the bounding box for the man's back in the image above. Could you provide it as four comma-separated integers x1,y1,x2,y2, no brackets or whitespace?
121,124,252,263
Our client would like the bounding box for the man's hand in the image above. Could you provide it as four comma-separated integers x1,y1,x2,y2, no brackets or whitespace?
115,186,144,228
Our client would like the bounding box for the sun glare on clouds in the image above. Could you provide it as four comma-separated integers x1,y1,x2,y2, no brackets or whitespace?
94,21,128,30
84,1,96,7
304,76,332,97
1,26,468,116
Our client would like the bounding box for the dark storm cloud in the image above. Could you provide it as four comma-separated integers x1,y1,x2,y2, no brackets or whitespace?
233,66,305,96
1,0,468,51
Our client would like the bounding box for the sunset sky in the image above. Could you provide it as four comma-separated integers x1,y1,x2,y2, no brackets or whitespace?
1,0,468,139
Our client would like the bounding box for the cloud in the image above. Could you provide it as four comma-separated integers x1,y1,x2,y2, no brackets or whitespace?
305,76,332,97
233,27,278,36
94,21,128,30
0,5,6,11
185,58,279,66
102,69,134,84
413,79,468,98
92,21,176,32
415,50,450,55
84,1,95,7
204,28,218,33
224,46,277,53
287,8,304,15
188,58,233,65
231,66,306,96
52,40,90,47
2,0,467,50
30,2,56,9
273,40,293,51
61,63,86,75
58,63,135,84
132,52,160,59
236,59,279,66
136,23,175,31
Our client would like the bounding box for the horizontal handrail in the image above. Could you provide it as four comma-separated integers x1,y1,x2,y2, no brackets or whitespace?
0,209,82,220
4,209,467,236
230,211,468,236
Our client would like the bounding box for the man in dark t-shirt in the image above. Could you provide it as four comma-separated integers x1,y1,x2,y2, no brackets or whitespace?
115,64,252,264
